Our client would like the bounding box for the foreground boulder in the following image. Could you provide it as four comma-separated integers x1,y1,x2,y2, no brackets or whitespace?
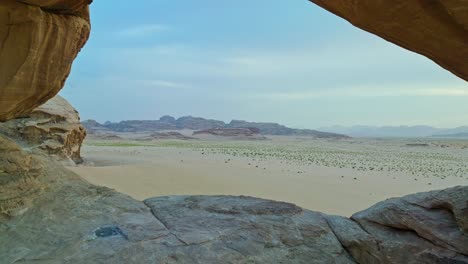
0,157,354,263
326,186,468,263
309,0,468,81
0,0,90,121
0,96,86,163
142,196,353,263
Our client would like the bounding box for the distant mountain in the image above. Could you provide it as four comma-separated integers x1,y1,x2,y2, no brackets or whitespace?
319,125,468,138
227,120,348,138
432,132,468,138
82,115,350,139
227,120,295,135
193,127,267,140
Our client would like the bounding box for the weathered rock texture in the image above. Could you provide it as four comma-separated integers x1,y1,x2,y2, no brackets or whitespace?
0,95,86,163
326,186,468,264
0,0,90,121
309,0,468,81
0,135,43,217
0,157,466,264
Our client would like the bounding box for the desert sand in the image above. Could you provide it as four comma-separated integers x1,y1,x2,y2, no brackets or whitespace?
69,137,468,216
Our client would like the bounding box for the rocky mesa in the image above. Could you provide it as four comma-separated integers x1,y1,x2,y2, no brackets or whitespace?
193,127,267,140
83,116,351,139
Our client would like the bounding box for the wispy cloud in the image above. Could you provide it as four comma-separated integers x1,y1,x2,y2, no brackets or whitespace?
98,39,468,103
258,86,468,101
116,24,171,37
112,40,434,80
140,79,190,89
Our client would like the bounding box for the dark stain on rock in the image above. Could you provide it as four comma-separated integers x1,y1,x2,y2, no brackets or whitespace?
94,226,128,240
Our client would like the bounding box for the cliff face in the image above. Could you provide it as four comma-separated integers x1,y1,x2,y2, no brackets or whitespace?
0,0,90,121
309,0,468,81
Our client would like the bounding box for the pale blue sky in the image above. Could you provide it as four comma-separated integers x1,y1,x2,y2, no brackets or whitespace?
61,0,468,129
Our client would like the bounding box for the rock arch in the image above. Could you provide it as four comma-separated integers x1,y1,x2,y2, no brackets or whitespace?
0,0,467,121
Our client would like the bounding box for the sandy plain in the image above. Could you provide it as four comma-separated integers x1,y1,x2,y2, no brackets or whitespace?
69,136,468,216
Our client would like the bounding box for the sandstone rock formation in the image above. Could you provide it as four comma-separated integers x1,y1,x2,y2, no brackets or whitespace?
1,0,468,263
0,135,43,217
0,95,86,163
0,0,90,121
309,0,468,81
193,127,267,140
326,186,468,263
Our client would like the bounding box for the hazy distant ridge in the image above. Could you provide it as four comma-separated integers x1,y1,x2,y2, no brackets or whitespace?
83,115,350,139
319,125,468,138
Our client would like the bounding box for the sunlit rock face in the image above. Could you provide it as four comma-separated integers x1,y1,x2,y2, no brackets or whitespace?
0,96,86,164
0,0,90,121
309,0,468,81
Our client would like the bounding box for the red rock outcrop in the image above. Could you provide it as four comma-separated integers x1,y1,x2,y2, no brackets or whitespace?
309,0,468,81
0,0,91,121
